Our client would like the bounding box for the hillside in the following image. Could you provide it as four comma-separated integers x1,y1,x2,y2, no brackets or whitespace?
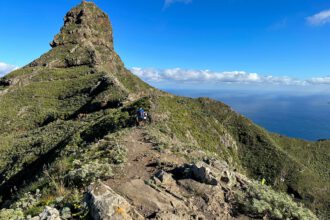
0,2,328,219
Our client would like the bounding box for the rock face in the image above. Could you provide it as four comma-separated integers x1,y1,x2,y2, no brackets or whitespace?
110,158,245,220
85,156,241,219
87,181,144,220
29,1,118,68
50,1,113,50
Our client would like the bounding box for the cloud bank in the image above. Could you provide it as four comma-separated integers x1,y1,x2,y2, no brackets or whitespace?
308,76,330,84
131,67,330,86
0,62,18,77
164,0,192,8
307,9,330,26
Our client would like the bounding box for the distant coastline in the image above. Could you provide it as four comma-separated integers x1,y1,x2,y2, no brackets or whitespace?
166,88,330,141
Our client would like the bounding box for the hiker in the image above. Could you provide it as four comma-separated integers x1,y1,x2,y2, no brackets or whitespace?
136,107,147,126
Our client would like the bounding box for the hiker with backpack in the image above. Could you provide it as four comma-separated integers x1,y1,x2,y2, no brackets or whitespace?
136,107,148,126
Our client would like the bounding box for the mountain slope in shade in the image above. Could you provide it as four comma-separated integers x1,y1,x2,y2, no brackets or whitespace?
0,2,328,219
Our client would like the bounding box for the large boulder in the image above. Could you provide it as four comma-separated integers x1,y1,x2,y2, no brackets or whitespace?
154,170,176,186
87,181,143,220
208,160,237,187
171,161,240,189
171,163,218,186
38,206,61,220
190,163,218,185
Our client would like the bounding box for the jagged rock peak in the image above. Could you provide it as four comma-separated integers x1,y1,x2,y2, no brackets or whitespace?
50,1,113,50
28,1,119,68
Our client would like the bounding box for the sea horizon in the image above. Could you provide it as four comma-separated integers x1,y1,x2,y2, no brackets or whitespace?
164,88,330,141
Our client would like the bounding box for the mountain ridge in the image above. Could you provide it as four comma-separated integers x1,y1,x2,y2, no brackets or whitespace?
0,1,328,219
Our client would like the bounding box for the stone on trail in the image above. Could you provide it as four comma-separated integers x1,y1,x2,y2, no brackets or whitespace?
87,181,143,220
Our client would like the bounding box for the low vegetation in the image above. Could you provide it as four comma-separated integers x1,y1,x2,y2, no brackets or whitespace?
236,181,318,220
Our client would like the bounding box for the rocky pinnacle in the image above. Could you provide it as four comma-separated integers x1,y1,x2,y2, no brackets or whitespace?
51,1,114,50
29,1,117,68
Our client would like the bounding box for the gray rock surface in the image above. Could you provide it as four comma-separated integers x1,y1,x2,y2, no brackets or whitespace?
190,163,218,185
87,181,143,220
172,162,218,185
39,206,61,220
117,179,188,215
154,170,176,186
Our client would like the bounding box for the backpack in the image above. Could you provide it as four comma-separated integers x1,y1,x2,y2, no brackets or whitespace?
137,109,145,119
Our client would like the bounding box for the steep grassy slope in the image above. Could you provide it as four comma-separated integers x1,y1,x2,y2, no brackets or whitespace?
0,1,153,206
147,95,330,218
0,1,328,219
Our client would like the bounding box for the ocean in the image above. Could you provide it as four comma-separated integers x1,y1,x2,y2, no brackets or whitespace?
165,88,330,141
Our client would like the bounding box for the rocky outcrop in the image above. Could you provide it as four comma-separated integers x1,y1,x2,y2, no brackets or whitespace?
50,1,113,50
171,161,238,187
28,1,118,68
36,206,61,220
87,181,144,220
110,158,247,219
175,163,218,185
116,179,191,217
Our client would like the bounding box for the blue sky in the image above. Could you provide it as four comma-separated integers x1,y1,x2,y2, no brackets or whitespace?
1,0,330,88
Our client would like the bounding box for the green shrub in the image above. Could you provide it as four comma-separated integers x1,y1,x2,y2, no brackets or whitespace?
12,190,41,211
62,189,88,219
0,208,24,220
25,205,44,218
108,143,127,164
66,160,113,186
236,181,318,220
96,141,128,164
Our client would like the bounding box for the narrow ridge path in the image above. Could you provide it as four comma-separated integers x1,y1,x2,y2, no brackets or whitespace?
106,128,159,189
104,128,249,219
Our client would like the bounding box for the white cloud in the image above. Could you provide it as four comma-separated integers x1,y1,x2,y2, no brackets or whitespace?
164,0,192,8
308,76,330,84
131,67,330,86
306,9,330,26
0,62,18,77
